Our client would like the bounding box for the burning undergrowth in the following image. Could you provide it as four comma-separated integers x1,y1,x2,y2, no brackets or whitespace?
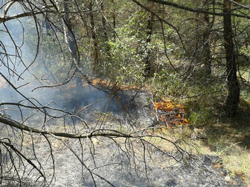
50,80,152,123
0,75,190,132
0,78,245,186
154,99,189,129
47,78,190,131
1,76,244,187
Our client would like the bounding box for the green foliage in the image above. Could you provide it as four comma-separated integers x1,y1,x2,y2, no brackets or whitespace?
153,69,184,97
101,27,146,85
239,46,250,59
98,11,158,85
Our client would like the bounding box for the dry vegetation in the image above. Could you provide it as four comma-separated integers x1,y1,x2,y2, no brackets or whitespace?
183,98,250,186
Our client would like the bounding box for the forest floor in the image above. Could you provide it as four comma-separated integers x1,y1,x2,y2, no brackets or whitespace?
182,96,250,187
5,121,246,187
192,120,250,186
1,87,249,186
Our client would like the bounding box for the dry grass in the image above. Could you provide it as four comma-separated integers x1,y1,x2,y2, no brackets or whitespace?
193,138,250,186
223,150,250,186
147,106,250,186
2,93,250,186
191,117,250,187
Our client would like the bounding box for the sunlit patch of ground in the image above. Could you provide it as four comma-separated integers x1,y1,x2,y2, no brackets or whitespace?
1,112,247,186
191,120,250,186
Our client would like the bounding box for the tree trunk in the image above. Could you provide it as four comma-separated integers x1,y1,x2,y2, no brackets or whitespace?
101,1,110,55
88,0,99,72
101,2,108,42
144,13,153,77
202,0,211,75
64,0,83,87
111,0,116,42
223,0,240,117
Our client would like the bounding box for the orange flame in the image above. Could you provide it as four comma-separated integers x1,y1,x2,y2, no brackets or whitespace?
154,99,188,129
67,78,144,91
65,78,188,129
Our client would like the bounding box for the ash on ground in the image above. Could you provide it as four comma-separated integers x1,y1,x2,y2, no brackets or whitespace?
3,136,244,187
0,90,245,187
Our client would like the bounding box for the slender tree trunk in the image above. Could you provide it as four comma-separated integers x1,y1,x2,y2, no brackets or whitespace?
101,1,110,54
101,2,108,42
202,0,211,75
144,13,153,77
111,0,116,41
88,0,99,72
223,0,240,117
64,0,83,87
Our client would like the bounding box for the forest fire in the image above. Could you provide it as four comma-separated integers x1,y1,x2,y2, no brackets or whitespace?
66,78,189,128
67,78,142,91
1,74,189,128
154,99,188,129
88,78,190,128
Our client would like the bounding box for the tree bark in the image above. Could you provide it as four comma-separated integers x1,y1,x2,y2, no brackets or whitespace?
88,0,99,72
144,12,153,77
101,1,111,56
111,0,116,42
202,0,211,75
223,0,240,117
64,0,83,87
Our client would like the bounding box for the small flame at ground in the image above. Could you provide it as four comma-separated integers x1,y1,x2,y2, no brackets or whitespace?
67,78,143,90
154,99,188,129
62,78,189,129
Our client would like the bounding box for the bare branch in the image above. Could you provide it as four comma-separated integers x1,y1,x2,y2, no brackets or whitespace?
0,116,134,139
147,0,250,19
